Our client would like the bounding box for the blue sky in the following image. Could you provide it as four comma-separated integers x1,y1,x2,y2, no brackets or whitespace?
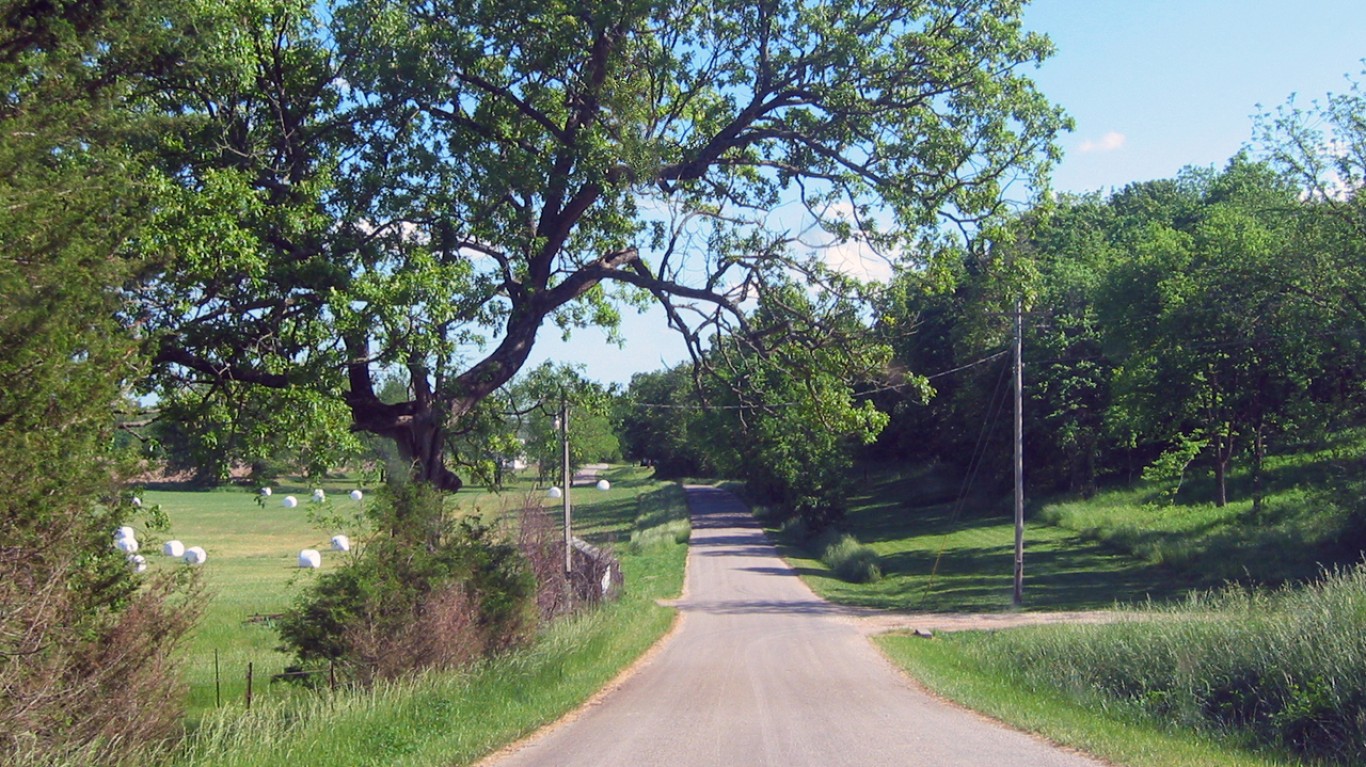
527,1,1366,385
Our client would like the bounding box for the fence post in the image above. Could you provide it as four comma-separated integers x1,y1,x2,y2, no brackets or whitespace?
214,649,221,708
245,662,253,710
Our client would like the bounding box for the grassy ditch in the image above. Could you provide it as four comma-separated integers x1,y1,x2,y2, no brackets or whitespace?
141,470,688,767
879,563,1366,766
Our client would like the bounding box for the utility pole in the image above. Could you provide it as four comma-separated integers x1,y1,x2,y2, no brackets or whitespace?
1013,298,1025,606
560,393,573,577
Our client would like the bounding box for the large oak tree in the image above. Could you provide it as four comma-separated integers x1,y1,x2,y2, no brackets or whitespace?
140,0,1067,490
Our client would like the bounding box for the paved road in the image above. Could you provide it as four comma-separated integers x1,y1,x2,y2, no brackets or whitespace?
486,485,1108,767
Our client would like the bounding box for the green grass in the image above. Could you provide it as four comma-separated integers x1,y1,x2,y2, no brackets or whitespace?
771,464,1185,613
878,632,1293,767
879,563,1366,766
777,433,1366,614
138,484,355,714
171,539,685,767
1039,443,1366,588
138,466,688,766
798,441,1366,767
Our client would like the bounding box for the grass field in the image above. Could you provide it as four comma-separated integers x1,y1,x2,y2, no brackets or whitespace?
128,465,689,767
137,482,355,714
769,464,1186,613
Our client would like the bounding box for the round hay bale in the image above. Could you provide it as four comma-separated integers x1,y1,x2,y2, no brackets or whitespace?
260,486,273,497
596,479,611,491
162,540,185,558
183,546,207,566
114,536,139,554
330,534,350,552
311,488,325,502
128,554,147,573
547,486,563,499
298,549,321,569
282,495,298,509
349,489,363,501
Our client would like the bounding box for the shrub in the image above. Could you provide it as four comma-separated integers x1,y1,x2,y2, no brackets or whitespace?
515,499,573,621
818,532,883,583
277,482,537,684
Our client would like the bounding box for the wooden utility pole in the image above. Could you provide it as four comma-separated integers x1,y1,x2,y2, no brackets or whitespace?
561,394,573,577
1013,298,1025,606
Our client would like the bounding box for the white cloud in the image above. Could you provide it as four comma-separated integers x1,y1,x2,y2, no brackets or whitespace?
1079,131,1127,153
821,237,895,283
796,201,896,283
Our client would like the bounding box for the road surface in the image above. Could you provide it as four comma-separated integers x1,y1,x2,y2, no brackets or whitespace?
485,485,1108,767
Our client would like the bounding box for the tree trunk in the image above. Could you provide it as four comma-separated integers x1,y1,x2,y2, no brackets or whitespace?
1251,424,1265,516
347,397,464,493
1213,456,1227,508
393,411,464,492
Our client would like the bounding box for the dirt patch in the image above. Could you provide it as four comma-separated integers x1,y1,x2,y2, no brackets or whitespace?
843,608,1130,637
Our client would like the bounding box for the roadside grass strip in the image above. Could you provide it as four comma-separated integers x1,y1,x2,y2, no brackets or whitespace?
878,631,1291,767
879,564,1366,767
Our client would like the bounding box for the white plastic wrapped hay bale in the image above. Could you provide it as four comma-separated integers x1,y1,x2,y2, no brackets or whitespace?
114,534,139,554
547,486,562,499
298,549,321,569
131,496,142,508
596,479,611,491
260,486,273,497
312,488,325,502
330,534,350,552
183,546,207,566
115,526,135,541
349,489,363,501
128,554,147,573
282,495,298,509
162,540,185,558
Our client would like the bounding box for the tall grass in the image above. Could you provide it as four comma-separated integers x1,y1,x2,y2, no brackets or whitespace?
887,563,1366,765
628,483,691,551
814,531,882,583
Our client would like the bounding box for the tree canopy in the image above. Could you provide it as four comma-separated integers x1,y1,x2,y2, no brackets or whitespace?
138,0,1068,490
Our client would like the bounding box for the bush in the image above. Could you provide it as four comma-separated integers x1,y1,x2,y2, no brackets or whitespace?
817,532,883,583
277,483,538,684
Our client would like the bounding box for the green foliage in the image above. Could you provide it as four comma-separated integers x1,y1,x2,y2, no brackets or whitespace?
617,366,712,478
509,363,621,483
696,284,893,529
276,482,537,683
0,1,206,762
1140,432,1208,504
134,0,1066,491
874,138,1366,513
